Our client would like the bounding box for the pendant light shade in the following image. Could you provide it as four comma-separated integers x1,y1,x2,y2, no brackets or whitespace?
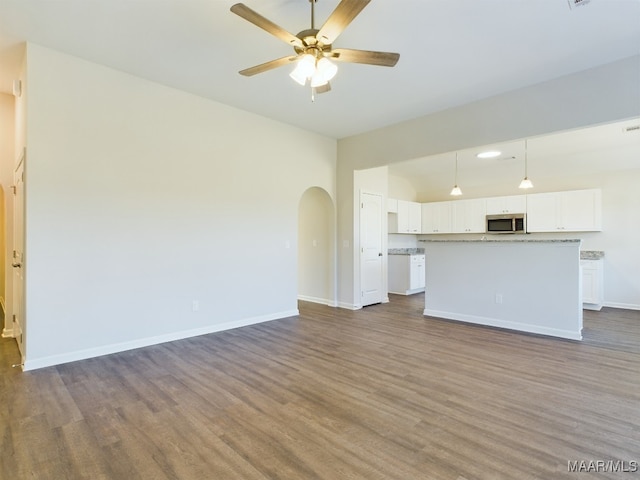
519,140,534,189
450,153,463,196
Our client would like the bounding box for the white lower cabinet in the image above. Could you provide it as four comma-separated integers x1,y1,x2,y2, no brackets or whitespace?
581,259,604,310
388,254,426,295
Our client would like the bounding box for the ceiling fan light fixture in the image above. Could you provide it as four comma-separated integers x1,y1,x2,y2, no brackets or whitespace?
231,1,400,94
316,57,338,82
289,54,316,85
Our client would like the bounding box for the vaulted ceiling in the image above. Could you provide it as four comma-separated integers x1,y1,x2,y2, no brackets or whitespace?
1,0,639,139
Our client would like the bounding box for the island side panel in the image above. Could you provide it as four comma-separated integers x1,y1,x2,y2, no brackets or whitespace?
422,241,582,340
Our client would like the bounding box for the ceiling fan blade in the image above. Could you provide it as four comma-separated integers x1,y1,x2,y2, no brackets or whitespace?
239,56,297,76
331,48,399,67
316,0,371,45
230,3,303,49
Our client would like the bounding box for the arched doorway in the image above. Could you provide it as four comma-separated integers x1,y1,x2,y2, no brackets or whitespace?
298,187,336,306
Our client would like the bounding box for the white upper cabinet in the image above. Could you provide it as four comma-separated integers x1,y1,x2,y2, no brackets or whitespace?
451,198,487,233
389,199,422,234
485,195,527,215
527,189,602,232
421,201,452,234
387,198,398,213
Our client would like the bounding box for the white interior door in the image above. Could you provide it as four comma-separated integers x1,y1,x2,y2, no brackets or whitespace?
360,192,383,306
12,151,25,360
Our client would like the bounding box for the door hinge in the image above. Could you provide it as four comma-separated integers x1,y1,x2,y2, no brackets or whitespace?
12,314,16,324
11,185,16,195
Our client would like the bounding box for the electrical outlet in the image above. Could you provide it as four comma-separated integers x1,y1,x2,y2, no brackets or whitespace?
495,294,503,304
192,300,199,312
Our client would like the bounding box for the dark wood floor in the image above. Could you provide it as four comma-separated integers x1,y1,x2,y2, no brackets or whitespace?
1,295,639,479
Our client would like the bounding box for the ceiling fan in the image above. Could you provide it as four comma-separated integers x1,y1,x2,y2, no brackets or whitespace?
230,0,400,95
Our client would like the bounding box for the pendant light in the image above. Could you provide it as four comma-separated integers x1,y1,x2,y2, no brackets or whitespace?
519,139,534,189
450,152,463,196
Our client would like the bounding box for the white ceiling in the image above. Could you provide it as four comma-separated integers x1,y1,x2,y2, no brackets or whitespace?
0,0,639,139
389,118,640,200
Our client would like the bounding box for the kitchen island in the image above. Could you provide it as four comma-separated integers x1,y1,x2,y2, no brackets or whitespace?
419,239,583,340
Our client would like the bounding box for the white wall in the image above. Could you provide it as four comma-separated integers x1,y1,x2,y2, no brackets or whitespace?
337,56,640,309
23,43,336,369
298,187,335,305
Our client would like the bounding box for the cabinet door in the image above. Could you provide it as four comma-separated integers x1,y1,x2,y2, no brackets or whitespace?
452,199,486,233
527,189,602,233
410,255,426,289
396,200,410,233
581,259,603,308
387,198,398,213
421,202,452,234
486,195,526,214
408,202,422,233
526,192,558,232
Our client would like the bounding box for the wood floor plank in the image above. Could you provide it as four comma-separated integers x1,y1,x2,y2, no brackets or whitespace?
1,296,639,479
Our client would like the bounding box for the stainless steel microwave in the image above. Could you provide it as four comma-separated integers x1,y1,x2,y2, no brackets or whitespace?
486,214,526,234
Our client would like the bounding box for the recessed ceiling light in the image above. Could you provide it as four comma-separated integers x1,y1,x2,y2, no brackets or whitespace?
476,151,502,159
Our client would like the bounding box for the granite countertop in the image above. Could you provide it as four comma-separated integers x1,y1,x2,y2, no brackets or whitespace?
581,250,605,260
418,239,581,243
388,248,425,255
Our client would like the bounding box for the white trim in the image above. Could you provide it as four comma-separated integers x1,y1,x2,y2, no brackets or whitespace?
423,309,583,341
22,309,299,371
337,301,362,310
388,287,425,296
2,327,14,338
297,295,336,307
603,302,640,311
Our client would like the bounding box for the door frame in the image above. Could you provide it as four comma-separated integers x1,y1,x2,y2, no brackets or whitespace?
12,148,25,364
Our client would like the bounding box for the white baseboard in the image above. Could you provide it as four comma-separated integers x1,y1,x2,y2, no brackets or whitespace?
22,309,299,372
424,309,582,341
2,327,14,338
337,302,362,310
603,301,640,311
297,295,336,307
389,288,425,296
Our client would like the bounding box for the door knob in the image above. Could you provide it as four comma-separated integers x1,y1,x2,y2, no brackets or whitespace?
12,263,21,268
378,252,383,256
